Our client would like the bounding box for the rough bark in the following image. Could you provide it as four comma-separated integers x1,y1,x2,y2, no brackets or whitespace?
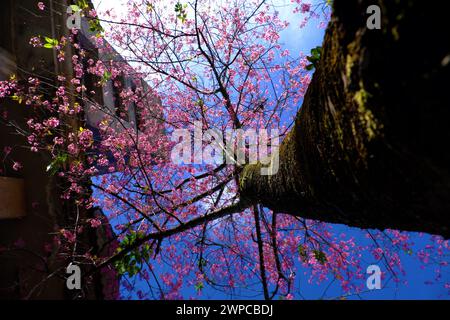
240,0,450,238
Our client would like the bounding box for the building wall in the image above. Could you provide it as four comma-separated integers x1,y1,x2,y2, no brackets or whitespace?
0,0,120,299
0,0,67,300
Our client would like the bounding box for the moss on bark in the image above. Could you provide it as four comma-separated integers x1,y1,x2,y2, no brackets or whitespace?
240,0,450,238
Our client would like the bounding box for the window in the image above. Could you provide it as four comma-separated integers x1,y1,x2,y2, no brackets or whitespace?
113,76,129,122
0,0,16,80
0,0,13,52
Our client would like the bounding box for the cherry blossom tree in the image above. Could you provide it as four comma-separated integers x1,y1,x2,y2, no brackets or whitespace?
0,0,448,299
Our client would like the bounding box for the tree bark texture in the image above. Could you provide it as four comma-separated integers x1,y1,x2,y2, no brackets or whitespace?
240,0,450,238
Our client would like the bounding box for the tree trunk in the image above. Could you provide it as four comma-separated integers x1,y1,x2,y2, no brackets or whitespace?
240,0,450,238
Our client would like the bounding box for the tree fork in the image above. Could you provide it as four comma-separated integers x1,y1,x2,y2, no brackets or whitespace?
240,0,450,238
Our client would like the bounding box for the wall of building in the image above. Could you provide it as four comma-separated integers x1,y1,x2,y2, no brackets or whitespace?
0,0,119,299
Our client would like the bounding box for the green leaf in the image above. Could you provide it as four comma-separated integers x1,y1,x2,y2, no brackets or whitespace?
113,231,151,276
313,250,327,265
298,244,308,262
100,70,112,85
88,18,104,34
70,4,81,12
174,2,187,23
43,36,58,49
305,46,322,70
11,94,23,104
311,47,320,57
195,282,204,291
46,153,68,175
146,1,154,12
76,0,89,10
195,98,204,107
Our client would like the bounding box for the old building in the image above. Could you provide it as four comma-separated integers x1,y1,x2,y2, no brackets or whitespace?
0,0,156,299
